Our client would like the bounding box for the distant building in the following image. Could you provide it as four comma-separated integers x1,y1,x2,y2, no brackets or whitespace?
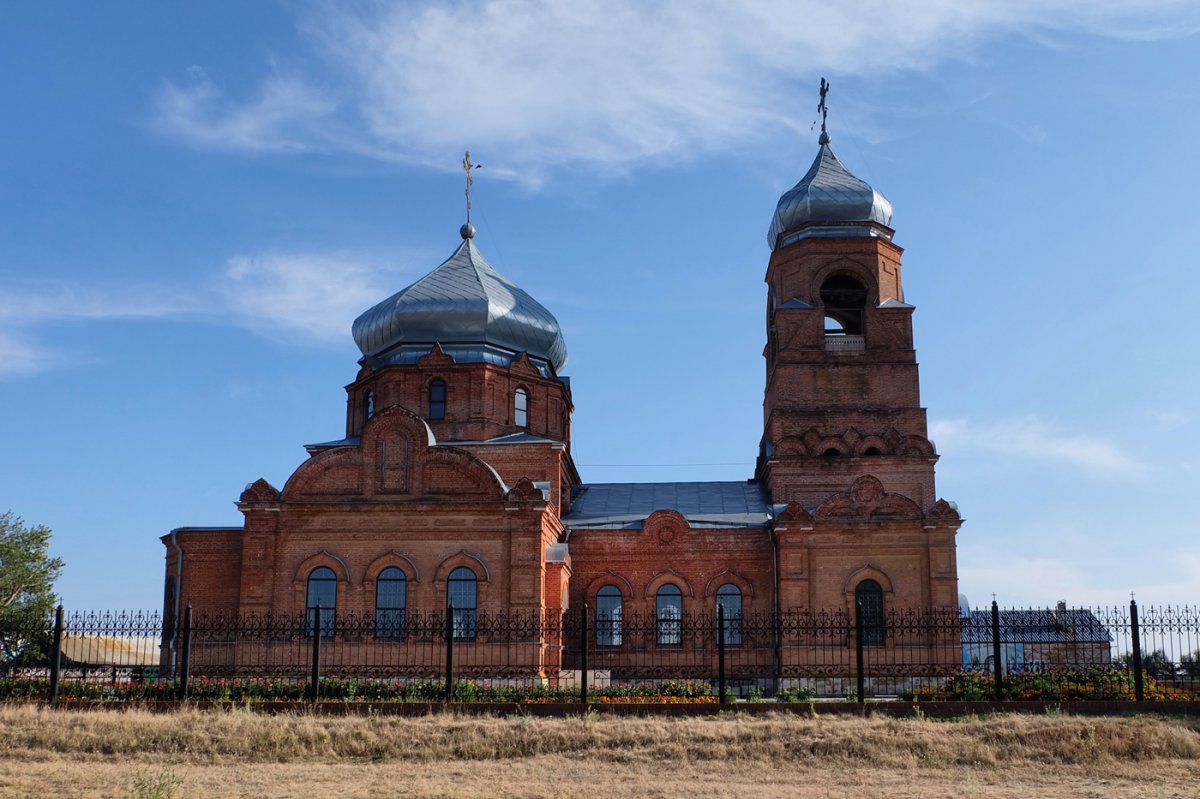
962,604,1113,672
162,128,962,676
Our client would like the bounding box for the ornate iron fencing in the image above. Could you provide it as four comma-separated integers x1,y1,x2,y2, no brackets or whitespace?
3,600,1198,703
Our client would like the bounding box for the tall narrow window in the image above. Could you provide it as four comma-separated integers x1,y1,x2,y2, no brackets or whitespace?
365,390,376,419
855,579,885,645
375,567,407,639
306,566,337,637
656,584,683,645
447,567,477,640
595,585,623,647
514,388,528,428
162,577,177,644
715,583,743,646
428,379,446,420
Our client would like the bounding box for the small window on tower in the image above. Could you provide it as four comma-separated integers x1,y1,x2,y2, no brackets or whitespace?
514,388,528,428
365,390,375,419
429,379,446,420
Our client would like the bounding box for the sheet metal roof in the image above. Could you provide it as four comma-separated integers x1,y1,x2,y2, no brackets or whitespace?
565,481,772,530
352,234,567,373
768,142,893,250
961,609,1112,644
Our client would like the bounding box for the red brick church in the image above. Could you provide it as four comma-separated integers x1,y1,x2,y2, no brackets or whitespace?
162,123,962,673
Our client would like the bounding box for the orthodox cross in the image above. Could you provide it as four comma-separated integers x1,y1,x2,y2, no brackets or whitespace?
463,150,482,226
817,77,830,142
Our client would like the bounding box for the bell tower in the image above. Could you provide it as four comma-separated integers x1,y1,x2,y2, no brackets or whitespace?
756,98,937,511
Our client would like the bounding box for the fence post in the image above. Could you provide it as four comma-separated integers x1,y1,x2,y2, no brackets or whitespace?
718,603,727,705
48,604,64,704
1130,599,1144,702
309,604,322,702
580,604,589,705
990,600,1003,702
854,600,865,704
176,605,192,701
444,605,455,702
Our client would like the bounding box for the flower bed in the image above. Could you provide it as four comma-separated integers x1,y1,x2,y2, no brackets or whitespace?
900,669,1200,702
0,676,719,704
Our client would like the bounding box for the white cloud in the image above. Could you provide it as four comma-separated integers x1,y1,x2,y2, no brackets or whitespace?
155,67,340,153
0,283,198,324
0,252,404,376
0,331,53,376
151,0,1200,182
1149,409,1190,432
219,252,395,342
960,549,1200,609
930,416,1148,479
0,284,202,376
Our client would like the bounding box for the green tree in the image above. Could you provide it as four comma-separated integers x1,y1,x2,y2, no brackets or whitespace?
1115,649,1178,679
0,511,64,663
1180,651,1200,679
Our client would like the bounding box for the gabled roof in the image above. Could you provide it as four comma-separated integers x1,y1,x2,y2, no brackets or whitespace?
960,609,1112,644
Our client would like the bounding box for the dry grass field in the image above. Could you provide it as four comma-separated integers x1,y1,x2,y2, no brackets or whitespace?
0,704,1197,798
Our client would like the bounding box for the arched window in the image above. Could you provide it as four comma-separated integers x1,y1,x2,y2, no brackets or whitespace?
306,566,337,637
863,447,883,456
595,585,623,647
514,388,528,428
715,583,742,646
855,579,885,646
428,379,446,420
656,584,683,646
447,567,477,640
365,390,376,419
375,567,407,639
821,274,868,346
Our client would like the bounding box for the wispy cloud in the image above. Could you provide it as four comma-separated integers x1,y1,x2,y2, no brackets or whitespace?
0,331,54,376
0,283,202,376
930,416,1149,479
151,1,1200,183
219,252,395,342
0,252,406,376
960,549,1200,608
154,66,340,154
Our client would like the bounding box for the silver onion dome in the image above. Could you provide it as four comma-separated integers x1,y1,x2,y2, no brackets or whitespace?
352,231,568,374
768,143,893,250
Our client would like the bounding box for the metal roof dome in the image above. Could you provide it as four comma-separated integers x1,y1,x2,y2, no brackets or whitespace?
352,228,568,374
768,140,893,250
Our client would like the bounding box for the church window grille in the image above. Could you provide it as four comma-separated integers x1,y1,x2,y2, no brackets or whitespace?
715,583,743,646
595,585,623,647
855,579,885,645
447,567,477,640
375,567,407,639
656,584,683,646
306,566,337,638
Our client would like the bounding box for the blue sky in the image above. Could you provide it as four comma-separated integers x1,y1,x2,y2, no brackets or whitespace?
2,2,1198,611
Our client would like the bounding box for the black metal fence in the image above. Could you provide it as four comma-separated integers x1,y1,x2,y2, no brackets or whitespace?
3,601,1198,703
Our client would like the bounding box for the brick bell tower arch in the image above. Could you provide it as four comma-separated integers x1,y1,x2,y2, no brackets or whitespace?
760,111,960,613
